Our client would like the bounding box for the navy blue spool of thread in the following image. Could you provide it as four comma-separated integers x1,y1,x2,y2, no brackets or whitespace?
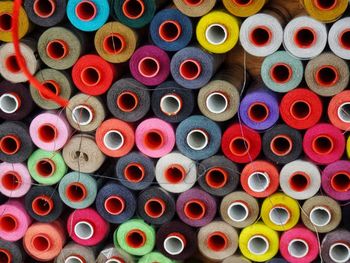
176,115,222,160
116,152,155,190
151,81,194,123
150,8,193,51
137,186,175,225
96,182,136,224
171,46,224,89
268,259,288,263
0,239,24,263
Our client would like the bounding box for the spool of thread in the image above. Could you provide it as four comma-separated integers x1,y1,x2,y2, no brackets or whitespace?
96,182,136,224
196,10,240,53
152,81,194,123
0,239,24,263
114,219,155,256
72,54,117,96
95,21,138,63
24,185,63,223
283,15,327,59
139,252,173,263
303,123,345,165
198,155,239,197
0,121,34,163
0,1,30,42
220,191,260,229
67,208,109,246
155,152,197,193
302,0,348,23
173,0,215,17
0,81,33,120
62,134,105,173
347,136,350,159
97,244,135,263
30,112,71,151
96,118,134,158
198,65,245,122
241,160,279,198
329,17,350,60
56,242,96,263
223,255,252,263
239,222,279,262
221,123,262,164
322,160,350,201
0,162,31,198
156,220,197,260
342,205,350,235
130,46,171,88
239,86,279,130
38,27,84,70
261,51,303,92
27,149,67,185
65,93,106,132
279,226,319,263
137,187,175,225
280,88,322,130
0,200,31,242
171,46,225,90
223,0,266,17
198,221,238,261
305,52,349,97
23,220,65,262
0,41,38,83
321,229,350,263
135,118,175,158
30,69,73,110
268,258,288,263
328,90,350,131
176,187,216,227
280,159,321,200
116,152,155,191
58,172,97,209
66,0,109,31
107,78,150,122
176,115,221,160
301,195,341,233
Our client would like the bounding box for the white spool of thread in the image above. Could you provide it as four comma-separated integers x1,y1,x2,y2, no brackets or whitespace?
329,17,350,60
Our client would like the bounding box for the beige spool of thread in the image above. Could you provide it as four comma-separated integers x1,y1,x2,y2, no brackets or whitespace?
173,0,216,17
301,195,341,233
95,22,138,63
223,254,252,263
198,65,246,122
62,134,105,174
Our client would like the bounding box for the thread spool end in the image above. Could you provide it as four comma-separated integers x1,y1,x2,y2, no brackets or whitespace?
138,57,160,78
75,0,97,21
206,92,228,114
160,94,182,116
103,130,125,151
125,229,146,248
32,234,51,252
310,206,332,227
288,239,309,258
270,63,292,84
144,198,166,218
38,123,58,143
337,103,350,123
143,129,164,150
5,55,21,73
186,129,208,151
122,0,145,19
312,135,334,155
205,23,228,45
269,206,290,225
183,199,206,220
183,0,204,6
179,59,202,81
294,27,316,48
315,65,339,87
331,172,350,192
0,13,12,32
74,221,94,240
205,167,228,189
40,80,61,100
289,172,310,192
159,20,182,42
35,158,56,177
164,164,186,184
329,243,350,263
339,30,350,50
314,0,337,10
103,33,126,54
0,93,20,114
207,232,228,252
0,214,18,232
32,195,54,216
247,172,270,192
248,235,270,255
66,182,87,202
290,100,311,120
232,0,253,6
1,172,21,191
104,195,125,215
270,135,293,156
80,66,101,87
72,105,94,126
0,248,12,263
227,201,249,222
164,233,186,255
33,0,56,18
0,135,21,155
46,40,68,60
229,137,250,156
117,91,139,113
124,163,145,183
65,256,84,263
249,26,272,47
248,102,269,122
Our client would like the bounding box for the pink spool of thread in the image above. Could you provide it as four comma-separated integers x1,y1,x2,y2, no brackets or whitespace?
0,162,31,198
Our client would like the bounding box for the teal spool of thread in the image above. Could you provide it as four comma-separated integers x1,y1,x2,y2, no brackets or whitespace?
139,252,174,263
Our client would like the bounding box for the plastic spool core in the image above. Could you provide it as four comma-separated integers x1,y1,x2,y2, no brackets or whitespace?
1,172,21,191
312,135,334,155
249,26,272,46
75,0,97,21
38,124,57,143
122,0,145,19
290,100,311,120
164,234,185,255
74,221,94,240
248,235,270,255
124,163,145,183
331,172,350,192
65,256,84,263
144,198,166,218
207,232,228,251
288,239,309,258
0,135,20,155
159,20,181,42
294,27,316,48
340,30,350,50
138,57,160,78
206,24,228,45
164,164,186,184
117,91,139,112
247,172,270,192
36,159,55,177
179,59,202,80
0,214,17,232
310,206,332,227
183,0,204,6
126,230,146,248
40,80,61,100
329,243,350,263
227,201,249,222
186,129,209,150
184,200,206,220
103,33,125,54
104,195,125,215
230,137,250,156
270,63,292,84
46,40,68,60
0,249,11,263
269,206,290,225
232,0,253,6
206,92,228,114
32,195,54,216
270,135,293,156
72,105,93,126
33,0,56,18
315,65,339,87
5,55,21,73
103,130,124,151
289,172,310,192
248,102,269,122
32,235,51,252
66,182,87,202
160,94,182,116
337,103,350,123
205,168,228,189
0,13,12,31
106,258,124,263
0,93,20,114
314,0,337,10
144,130,164,149
80,67,101,87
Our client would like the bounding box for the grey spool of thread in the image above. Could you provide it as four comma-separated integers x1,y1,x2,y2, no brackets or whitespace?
65,93,106,132
38,27,85,70
321,229,350,263
30,68,73,110
55,242,96,263
223,254,252,263
305,52,349,97
198,65,245,122
0,239,24,263
97,244,135,263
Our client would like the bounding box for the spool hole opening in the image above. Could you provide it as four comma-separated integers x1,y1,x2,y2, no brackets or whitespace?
103,34,125,54
5,55,21,73
269,207,290,225
248,235,269,255
66,183,86,202
250,27,271,46
144,130,163,149
72,105,93,126
0,135,20,155
270,135,292,156
294,28,316,48
233,0,253,6
104,196,125,215
206,92,228,114
33,0,56,18
32,196,53,216
160,94,182,115
1,172,21,190
291,101,311,120
229,137,250,156
138,57,160,78
331,172,350,192
81,67,101,86
164,165,185,184
159,20,181,42
46,40,67,60
205,168,228,189
270,64,292,84
117,91,138,112
124,163,145,183
340,30,350,50
248,172,270,192
0,215,17,232
338,103,350,123
310,206,331,227
0,13,12,31
0,249,11,263
126,230,146,248
38,124,57,143
288,239,309,258
315,66,339,87
228,202,249,222
144,198,165,218
186,129,208,150
36,159,55,177
184,200,206,220
164,235,185,255
289,172,310,192
312,135,334,155
207,232,228,251
329,243,350,263
122,0,145,19
0,94,19,114
103,130,124,151
65,256,84,263
205,24,227,45
75,0,97,21
248,103,269,122
40,80,60,100
179,59,201,80
32,235,50,251
183,0,204,6
74,221,94,240
314,0,337,10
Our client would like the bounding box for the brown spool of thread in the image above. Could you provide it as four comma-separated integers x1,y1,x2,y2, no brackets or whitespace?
173,0,216,17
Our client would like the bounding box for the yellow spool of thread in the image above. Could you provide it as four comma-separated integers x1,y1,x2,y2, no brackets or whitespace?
302,0,348,23
223,0,267,17
0,1,30,42
239,222,279,262
261,193,300,231
196,10,240,54
346,136,350,159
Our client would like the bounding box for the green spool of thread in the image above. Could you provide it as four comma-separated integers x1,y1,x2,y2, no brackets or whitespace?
139,252,174,263
27,149,67,185
114,219,155,256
